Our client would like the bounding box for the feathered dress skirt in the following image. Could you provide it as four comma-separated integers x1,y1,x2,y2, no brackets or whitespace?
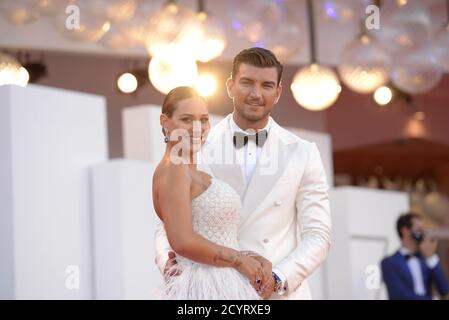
156,258,261,300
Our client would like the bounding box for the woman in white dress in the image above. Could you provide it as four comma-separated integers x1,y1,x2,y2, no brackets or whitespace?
152,86,269,299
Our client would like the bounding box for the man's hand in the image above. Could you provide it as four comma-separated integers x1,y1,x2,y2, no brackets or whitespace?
419,235,438,257
244,252,273,299
163,251,181,280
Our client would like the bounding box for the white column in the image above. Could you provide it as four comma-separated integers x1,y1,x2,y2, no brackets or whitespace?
0,84,108,299
91,160,163,299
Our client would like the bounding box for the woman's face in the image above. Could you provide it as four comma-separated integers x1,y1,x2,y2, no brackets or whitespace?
162,97,210,153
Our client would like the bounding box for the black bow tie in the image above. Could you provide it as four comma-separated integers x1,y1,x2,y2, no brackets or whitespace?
233,130,268,149
404,252,421,260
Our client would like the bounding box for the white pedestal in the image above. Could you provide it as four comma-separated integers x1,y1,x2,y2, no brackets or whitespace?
0,84,108,299
91,160,163,299
326,187,409,299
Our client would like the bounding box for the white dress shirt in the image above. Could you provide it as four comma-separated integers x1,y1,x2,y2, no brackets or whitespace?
399,246,440,296
229,115,271,186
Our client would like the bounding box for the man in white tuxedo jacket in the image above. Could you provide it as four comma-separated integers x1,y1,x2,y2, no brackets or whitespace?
154,48,331,299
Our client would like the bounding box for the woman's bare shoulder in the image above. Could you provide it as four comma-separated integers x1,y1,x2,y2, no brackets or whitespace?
153,161,191,192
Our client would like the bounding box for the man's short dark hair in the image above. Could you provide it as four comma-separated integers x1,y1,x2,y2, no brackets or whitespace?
396,212,421,239
231,47,283,86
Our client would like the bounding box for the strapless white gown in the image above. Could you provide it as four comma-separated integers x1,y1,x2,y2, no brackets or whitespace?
158,178,261,300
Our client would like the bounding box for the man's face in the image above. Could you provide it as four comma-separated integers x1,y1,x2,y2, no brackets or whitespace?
226,63,282,122
403,217,424,242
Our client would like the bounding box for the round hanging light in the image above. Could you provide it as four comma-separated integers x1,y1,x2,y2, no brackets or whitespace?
433,23,449,73
100,0,163,49
0,0,40,25
291,64,341,111
263,14,304,63
233,0,282,43
117,72,138,93
0,53,29,87
30,0,71,16
290,0,341,111
320,0,371,24
103,0,137,23
391,47,443,94
195,73,217,97
99,24,131,49
338,34,391,94
195,12,226,63
373,86,393,106
54,0,111,43
145,2,202,57
17,67,30,87
148,51,198,94
370,0,432,55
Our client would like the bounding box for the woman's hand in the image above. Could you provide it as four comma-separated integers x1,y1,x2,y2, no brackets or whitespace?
163,251,181,281
251,256,272,286
240,251,273,298
234,255,264,291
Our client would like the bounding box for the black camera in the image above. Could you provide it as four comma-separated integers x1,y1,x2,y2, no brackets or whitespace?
411,230,425,244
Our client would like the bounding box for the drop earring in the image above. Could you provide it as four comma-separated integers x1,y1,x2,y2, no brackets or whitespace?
163,127,169,143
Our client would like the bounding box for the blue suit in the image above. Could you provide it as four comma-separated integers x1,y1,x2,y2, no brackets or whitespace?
381,251,449,300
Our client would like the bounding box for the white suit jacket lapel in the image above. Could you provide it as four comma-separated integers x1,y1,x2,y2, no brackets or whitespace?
240,120,296,222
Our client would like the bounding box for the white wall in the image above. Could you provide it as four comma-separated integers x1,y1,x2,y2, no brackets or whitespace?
326,187,409,299
0,84,108,299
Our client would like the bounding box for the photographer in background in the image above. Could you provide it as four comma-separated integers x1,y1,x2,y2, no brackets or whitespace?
381,212,449,300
